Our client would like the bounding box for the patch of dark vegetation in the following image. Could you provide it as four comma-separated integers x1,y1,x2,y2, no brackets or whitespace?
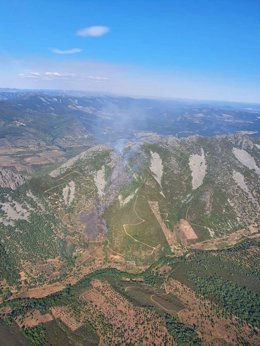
169,239,260,327
163,313,202,345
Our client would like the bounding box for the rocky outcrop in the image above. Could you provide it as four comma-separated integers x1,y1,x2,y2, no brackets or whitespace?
0,169,26,189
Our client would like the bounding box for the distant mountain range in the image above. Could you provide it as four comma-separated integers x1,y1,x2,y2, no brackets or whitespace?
0,91,259,174
0,90,259,345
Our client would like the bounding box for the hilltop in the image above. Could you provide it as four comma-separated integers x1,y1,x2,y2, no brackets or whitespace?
0,133,259,287
0,91,259,345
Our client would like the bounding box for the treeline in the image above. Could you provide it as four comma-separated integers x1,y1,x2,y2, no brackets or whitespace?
189,273,260,327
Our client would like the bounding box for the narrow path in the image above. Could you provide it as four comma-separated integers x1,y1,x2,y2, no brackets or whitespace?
106,239,125,258
45,168,156,252
122,195,157,251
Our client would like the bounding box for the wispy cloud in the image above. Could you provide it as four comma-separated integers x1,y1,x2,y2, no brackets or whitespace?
44,71,75,78
77,26,110,37
18,72,41,79
50,48,82,55
88,75,109,80
19,71,76,80
8,57,259,103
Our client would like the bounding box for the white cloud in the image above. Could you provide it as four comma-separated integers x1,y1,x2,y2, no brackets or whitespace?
88,75,109,80
50,48,82,55
44,72,75,77
77,26,110,37
18,71,76,80
8,57,259,103
18,72,41,79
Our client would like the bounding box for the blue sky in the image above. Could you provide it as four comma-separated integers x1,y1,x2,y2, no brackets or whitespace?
0,0,260,102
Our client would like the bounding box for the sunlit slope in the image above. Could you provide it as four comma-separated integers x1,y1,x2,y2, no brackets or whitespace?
106,134,259,259
0,134,259,292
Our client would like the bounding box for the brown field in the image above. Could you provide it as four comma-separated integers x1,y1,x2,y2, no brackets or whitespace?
16,310,53,328
0,147,65,171
175,219,197,246
0,156,28,171
24,150,65,165
24,156,51,165
81,280,175,345
0,148,26,155
15,282,66,299
0,156,16,166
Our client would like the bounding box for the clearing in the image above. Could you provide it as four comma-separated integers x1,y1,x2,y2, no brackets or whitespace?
175,219,198,246
232,170,258,205
232,147,260,175
150,151,164,189
94,165,106,198
189,148,207,190
62,180,75,206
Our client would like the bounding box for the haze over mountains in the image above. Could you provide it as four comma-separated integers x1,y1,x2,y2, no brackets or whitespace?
0,90,259,345
0,90,259,173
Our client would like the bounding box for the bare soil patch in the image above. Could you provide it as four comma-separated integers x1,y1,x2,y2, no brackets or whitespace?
189,148,207,190
233,147,260,175
150,151,164,188
62,180,75,206
15,282,66,299
16,310,53,328
175,219,197,246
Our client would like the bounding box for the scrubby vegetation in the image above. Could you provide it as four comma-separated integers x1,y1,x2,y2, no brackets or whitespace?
0,114,259,345
0,238,259,345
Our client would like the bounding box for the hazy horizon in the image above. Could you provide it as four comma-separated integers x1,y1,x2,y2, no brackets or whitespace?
2,86,260,107
0,0,260,103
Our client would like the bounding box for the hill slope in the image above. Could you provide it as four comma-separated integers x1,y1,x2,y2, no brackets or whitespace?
0,134,259,291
